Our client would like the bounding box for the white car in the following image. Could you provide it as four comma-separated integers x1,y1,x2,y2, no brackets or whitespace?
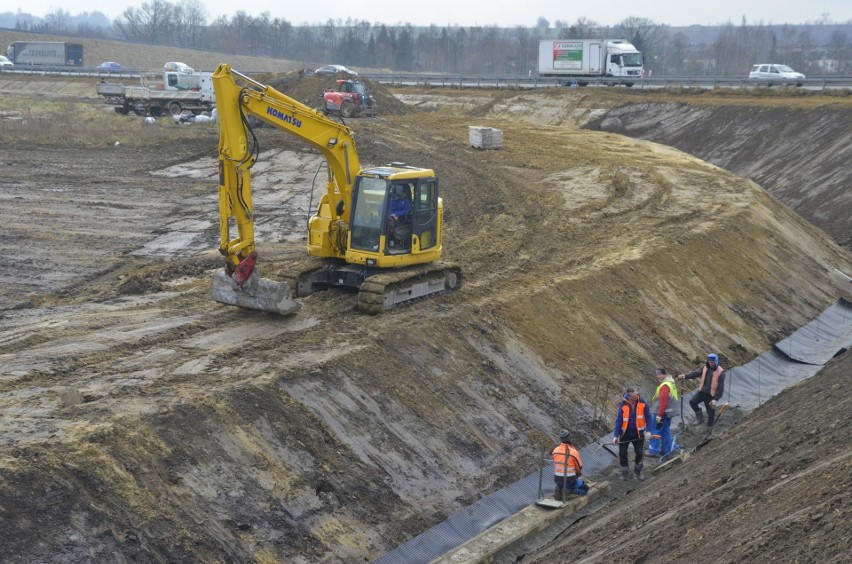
0,55,13,67
315,64,358,76
748,64,805,86
164,61,194,74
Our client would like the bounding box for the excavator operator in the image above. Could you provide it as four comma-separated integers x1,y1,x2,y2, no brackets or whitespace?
388,184,412,249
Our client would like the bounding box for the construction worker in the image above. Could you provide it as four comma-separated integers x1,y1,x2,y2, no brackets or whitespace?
648,368,679,457
678,353,725,428
552,429,584,499
612,387,652,480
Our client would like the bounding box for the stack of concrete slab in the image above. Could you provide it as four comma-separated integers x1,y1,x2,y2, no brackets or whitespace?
468,126,503,149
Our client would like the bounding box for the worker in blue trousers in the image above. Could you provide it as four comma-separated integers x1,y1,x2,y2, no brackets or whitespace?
552,429,589,499
648,368,679,457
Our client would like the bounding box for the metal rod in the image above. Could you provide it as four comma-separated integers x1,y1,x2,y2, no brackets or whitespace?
537,446,544,500
726,367,733,403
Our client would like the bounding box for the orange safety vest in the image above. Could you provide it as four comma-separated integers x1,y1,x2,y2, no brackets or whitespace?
620,399,648,433
699,365,724,396
552,443,582,477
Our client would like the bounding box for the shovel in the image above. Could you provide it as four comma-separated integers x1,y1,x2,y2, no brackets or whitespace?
692,402,729,452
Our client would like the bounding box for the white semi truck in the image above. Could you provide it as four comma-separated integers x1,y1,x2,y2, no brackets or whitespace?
6,41,84,66
538,39,644,85
97,64,215,117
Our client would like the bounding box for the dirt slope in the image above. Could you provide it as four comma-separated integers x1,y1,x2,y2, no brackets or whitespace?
585,99,852,248
0,80,850,561
521,349,851,564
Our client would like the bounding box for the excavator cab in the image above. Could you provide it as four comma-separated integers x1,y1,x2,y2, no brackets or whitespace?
347,170,440,259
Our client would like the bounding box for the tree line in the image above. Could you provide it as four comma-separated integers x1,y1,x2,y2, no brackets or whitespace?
10,1,852,76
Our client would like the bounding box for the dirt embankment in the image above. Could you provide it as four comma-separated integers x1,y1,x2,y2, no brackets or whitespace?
585,99,852,248
522,350,852,564
0,79,850,562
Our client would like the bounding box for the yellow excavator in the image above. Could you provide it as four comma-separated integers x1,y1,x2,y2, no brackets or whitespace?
211,64,460,315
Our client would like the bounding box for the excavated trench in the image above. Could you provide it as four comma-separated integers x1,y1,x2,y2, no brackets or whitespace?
0,80,850,562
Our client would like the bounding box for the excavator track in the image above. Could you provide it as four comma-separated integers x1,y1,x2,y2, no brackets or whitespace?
357,262,461,314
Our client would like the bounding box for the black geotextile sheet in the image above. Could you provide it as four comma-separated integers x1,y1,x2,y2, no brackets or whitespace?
774,298,852,365
373,441,619,564
374,299,852,564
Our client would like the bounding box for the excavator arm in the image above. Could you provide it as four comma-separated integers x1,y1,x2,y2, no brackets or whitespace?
213,64,360,269
211,64,362,314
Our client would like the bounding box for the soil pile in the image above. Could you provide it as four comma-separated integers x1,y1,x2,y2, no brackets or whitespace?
0,81,850,562
263,71,410,116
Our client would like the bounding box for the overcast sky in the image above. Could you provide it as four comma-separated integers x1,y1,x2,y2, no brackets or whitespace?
8,0,852,27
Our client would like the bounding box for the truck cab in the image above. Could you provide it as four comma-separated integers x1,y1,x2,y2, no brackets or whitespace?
163,70,206,91
604,40,644,78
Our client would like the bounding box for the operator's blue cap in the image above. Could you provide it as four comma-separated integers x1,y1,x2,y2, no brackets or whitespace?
707,353,719,363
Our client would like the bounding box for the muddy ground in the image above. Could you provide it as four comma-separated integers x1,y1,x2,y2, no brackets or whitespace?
0,75,850,562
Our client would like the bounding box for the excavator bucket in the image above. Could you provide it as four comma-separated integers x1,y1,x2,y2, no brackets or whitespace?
211,268,301,315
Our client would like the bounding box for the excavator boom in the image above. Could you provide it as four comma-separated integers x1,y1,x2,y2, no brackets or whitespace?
211,65,360,314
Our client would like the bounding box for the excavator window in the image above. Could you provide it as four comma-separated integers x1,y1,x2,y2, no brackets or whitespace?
350,176,387,251
413,179,439,250
387,184,413,250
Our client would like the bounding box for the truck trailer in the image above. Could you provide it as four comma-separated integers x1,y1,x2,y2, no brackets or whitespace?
97,66,215,117
538,39,643,85
6,41,84,66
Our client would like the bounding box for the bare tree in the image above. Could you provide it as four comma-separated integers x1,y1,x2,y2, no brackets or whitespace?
116,0,177,44
268,17,293,58
669,31,690,75
44,9,70,34
615,17,660,52
395,24,415,71
826,30,849,72
177,0,207,48
562,17,599,39
711,22,739,75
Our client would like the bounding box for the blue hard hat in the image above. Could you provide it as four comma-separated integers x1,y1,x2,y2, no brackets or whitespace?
707,353,719,363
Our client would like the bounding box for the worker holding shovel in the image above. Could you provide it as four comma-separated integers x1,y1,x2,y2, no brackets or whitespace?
678,353,726,430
